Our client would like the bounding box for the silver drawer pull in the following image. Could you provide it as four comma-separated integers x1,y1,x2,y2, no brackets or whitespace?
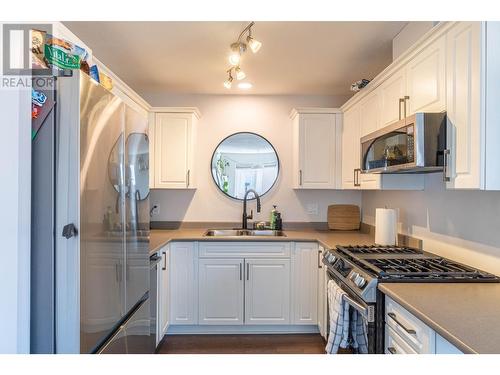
387,346,397,354
388,312,416,335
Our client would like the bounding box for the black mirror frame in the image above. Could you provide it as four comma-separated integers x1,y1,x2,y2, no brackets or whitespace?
210,131,280,201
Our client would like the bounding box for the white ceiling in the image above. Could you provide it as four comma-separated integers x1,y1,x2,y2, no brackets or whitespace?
64,21,407,96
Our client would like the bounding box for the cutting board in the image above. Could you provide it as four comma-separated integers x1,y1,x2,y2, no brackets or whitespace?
327,204,360,230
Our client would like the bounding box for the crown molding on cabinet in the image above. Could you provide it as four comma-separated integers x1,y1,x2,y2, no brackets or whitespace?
92,56,152,114
150,107,202,119
289,107,342,119
341,21,458,112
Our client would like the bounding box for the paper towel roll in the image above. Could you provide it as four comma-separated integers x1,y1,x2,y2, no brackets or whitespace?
375,208,398,246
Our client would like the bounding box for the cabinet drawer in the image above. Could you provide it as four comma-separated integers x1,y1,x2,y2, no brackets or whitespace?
199,242,291,258
385,296,435,353
385,325,417,354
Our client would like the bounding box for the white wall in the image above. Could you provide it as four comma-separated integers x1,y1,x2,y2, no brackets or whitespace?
392,22,437,60
145,93,361,223
362,173,500,276
0,24,31,353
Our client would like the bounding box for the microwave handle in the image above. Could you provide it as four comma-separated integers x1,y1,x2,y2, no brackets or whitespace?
443,149,451,182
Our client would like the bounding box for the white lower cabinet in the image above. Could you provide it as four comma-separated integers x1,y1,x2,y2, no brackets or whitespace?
317,245,328,340
385,295,463,354
169,242,197,325
167,241,323,332
291,243,318,325
245,258,291,325
158,246,170,341
198,258,244,325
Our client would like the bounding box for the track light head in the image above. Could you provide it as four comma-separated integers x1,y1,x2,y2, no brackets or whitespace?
235,66,246,80
246,36,262,53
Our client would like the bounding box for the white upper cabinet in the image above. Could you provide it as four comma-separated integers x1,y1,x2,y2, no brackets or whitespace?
292,108,341,189
445,21,500,190
359,91,381,137
379,67,407,127
341,107,361,189
405,35,446,115
149,108,199,189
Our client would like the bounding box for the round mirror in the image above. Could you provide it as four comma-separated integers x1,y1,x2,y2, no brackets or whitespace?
211,132,279,200
108,132,149,201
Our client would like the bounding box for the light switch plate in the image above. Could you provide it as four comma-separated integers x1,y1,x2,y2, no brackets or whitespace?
306,203,319,215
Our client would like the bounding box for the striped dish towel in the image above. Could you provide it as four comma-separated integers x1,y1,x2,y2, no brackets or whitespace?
350,309,369,354
325,280,350,354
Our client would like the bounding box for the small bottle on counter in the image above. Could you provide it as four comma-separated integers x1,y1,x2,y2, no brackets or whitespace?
270,205,277,229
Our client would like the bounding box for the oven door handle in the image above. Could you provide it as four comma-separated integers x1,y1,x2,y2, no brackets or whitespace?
343,294,368,318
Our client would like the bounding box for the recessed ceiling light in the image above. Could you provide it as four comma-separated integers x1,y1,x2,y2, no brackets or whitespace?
238,82,252,90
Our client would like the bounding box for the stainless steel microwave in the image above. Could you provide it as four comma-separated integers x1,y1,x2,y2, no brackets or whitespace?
360,112,447,174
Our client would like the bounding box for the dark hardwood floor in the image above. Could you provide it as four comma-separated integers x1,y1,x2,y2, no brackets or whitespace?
156,334,327,354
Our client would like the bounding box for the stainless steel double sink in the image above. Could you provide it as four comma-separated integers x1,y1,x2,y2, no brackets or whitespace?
204,229,286,237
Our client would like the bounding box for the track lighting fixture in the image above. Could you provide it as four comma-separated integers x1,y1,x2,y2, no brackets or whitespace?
223,70,233,89
223,22,261,89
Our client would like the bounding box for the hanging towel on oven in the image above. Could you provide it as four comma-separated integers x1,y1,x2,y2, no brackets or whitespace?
350,309,369,354
325,280,350,354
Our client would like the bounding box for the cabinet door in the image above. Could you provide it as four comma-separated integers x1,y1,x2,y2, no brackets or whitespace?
341,107,361,189
379,68,407,127
359,91,381,137
298,113,337,188
291,243,318,325
445,22,483,189
153,113,192,189
317,246,328,340
198,258,244,325
245,258,290,325
170,242,197,325
158,247,170,338
405,35,446,115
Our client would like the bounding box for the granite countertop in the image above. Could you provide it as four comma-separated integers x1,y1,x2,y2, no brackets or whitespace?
379,283,500,354
149,228,375,255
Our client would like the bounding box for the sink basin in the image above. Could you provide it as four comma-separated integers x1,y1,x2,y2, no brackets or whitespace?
204,229,286,237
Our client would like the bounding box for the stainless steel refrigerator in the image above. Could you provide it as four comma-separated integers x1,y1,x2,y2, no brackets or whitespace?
31,71,154,353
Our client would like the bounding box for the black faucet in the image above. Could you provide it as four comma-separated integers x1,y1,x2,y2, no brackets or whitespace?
242,189,261,229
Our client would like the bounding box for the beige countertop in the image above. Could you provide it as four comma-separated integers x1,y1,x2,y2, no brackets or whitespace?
149,228,375,255
379,283,500,354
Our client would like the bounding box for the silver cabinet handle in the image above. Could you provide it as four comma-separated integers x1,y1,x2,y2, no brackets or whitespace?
403,95,410,118
186,169,190,188
443,149,451,182
246,262,250,281
162,251,166,271
354,168,361,187
239,263,242,281
299,170,303,186
318,249,322,269
388,312,416,335
399,98,405,120
387,346,397,354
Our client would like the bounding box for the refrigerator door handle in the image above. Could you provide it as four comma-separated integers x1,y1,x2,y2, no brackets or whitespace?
62,223,78,239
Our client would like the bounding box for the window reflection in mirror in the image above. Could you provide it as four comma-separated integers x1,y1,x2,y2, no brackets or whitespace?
211,132,279,200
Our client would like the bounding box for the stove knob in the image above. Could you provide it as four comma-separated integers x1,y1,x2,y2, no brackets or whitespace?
354,275,366,288
350,272,359,281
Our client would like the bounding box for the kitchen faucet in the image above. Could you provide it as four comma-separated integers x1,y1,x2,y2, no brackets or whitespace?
242,189,261,229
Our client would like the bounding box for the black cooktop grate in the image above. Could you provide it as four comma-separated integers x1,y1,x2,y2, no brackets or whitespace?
366,257,498,280
336,245,422,255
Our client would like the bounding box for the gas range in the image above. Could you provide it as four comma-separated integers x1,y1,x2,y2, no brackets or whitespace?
323,245,500,303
